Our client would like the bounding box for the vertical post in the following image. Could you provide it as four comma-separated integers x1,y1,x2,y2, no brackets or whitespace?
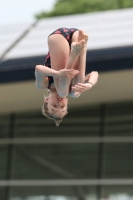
96,104,106,200
5,113,15,200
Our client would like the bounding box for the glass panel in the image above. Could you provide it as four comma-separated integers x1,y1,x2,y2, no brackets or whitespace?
0,187,5,199
0,114,10,138
10,186,96,200
103,143,133,178
105,101,133,137
101,185,133,200
12,144,98,179
0,145,8,179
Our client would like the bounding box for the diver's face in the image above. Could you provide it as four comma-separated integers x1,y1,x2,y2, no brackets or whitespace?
46,92,68,118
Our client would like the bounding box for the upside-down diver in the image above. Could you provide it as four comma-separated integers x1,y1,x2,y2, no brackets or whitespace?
35,27,99,126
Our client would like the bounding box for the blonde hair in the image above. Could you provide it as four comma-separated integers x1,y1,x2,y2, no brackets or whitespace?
42,91,68,127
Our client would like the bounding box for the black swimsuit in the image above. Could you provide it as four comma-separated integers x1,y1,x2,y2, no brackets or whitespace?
44,27,78,89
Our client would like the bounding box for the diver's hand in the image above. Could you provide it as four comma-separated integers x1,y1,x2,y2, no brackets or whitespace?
72,82,92,93
56,69,79,79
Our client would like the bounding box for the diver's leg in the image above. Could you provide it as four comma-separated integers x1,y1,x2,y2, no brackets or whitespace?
69,30,89,97
57,40,86,97
48,34,70,71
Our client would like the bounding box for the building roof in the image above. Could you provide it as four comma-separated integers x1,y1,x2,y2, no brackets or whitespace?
0,8,133,60
0,9,133,114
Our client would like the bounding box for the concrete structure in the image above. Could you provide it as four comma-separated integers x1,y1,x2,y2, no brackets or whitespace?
0,8,133,114
0,8,133,200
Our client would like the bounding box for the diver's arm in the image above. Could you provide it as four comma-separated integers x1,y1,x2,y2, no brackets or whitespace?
35,73,48,89
35,65,58,77
35,65,79,90
85,71,99,85
70,71,99,96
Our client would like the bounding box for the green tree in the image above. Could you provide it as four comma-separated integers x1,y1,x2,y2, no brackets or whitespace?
35,0,133,19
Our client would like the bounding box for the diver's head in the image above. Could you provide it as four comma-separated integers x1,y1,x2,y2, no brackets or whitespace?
42,89,68,126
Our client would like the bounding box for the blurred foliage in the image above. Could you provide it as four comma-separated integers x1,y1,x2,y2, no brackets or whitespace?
35,0,133,19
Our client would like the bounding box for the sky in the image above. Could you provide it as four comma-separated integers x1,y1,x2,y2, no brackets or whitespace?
0,0,57,25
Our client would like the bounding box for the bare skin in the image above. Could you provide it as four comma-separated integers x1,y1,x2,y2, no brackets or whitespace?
35,29,99,119
57,39,86,97
46,39,86,117
69,30,89,97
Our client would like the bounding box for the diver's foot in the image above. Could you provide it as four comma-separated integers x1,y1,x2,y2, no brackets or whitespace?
71,40,86,56
78,30,89,44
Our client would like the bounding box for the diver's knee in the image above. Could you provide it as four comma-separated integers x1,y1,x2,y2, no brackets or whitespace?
58,91,68,98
